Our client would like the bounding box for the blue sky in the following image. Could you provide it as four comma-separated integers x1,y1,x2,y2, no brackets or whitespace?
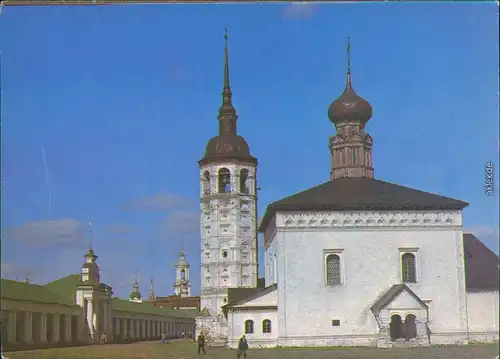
1,3,498,298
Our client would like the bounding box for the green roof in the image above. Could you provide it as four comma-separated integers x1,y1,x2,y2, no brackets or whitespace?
1,278,77,307
111,298,199,318
1,275,199,320
44,274,82,305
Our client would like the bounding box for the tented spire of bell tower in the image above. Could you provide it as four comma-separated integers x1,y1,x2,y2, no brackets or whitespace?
198,30,257,166
148,277,155,301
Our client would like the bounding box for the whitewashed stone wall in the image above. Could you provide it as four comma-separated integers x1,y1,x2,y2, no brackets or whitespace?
264,238,278,287
466,291,499,342
199,162,258,315
227,310,278,349
273,210,468,347
196,315,228,346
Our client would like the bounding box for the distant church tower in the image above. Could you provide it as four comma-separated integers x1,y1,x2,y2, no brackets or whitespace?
147,278,156,301
76,223,113,342
328,38,374,180
173,250,191,298
80,224,100,285
128,278,143,303
198,30,259,315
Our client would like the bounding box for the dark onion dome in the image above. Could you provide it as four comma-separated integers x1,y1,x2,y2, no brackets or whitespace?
200,135,256,165
328,37,372,127
328,79,372,126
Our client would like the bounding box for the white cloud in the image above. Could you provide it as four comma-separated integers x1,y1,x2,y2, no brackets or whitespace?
1,262,35,281
124,193,192,211
281,2,316,20
106,224,134,234
163,210,200,238
5,219,84,248
464,224,499,238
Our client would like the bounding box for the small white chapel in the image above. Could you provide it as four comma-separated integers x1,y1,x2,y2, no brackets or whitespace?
195,33,499,348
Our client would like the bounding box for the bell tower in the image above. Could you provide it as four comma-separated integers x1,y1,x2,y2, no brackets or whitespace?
198,30,258,315
174,250,191,297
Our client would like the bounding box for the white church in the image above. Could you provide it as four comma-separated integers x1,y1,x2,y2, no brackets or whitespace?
194,33,499,348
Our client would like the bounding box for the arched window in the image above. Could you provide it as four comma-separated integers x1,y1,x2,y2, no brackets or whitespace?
218,168,231,193
244,319,254,334
262,319,271,333
326,254,341,285
222,250,228,259
180,269,185,279
240,243,249,261
239,169,249,193
401,253,417,283
203,171,211,195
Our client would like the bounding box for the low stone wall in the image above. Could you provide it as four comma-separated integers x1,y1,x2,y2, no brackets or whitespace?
195,315,228,346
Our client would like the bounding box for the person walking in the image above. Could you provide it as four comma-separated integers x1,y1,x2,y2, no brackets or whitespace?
197,332,207,355
161,331,167,343
236,335,249,359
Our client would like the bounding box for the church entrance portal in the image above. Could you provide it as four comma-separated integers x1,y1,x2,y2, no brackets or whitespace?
389,314,403,341
404,314,417,340
390,314,419,341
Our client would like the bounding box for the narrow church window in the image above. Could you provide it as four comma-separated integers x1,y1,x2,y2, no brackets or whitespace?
352,148,356,165
262,319,272,333
180,269,185,279
222,250,228,259
401,253,417,283
326,254,342,285
218,168,231,193
239,169,249,193
203,171,211,195
244,319,254,334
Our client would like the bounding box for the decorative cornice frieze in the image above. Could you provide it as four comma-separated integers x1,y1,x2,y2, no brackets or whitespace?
276,210,462,229
228,306,278,312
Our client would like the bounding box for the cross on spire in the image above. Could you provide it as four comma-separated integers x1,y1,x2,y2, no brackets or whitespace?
347,36,351,75
223,28,230,92
218,28,237,135
88,222,93,250
133,267,138,286
346,36,352,88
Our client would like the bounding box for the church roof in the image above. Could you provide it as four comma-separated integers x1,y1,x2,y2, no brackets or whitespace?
223,284,277,309
463,233,499,292
259,177,469,232
222,278,267,308
111,298,199,318
370,284,428,314
154,295,200,309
